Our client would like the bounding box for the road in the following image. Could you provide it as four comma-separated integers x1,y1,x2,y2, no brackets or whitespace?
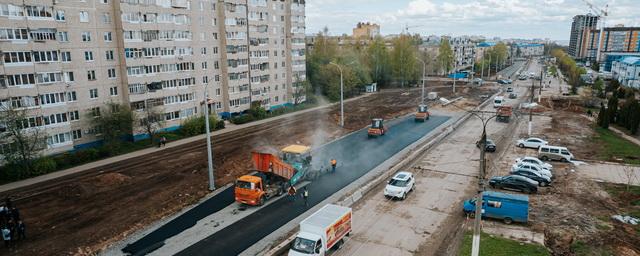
175,115,450,255
332,61,540,256
497,60,526,80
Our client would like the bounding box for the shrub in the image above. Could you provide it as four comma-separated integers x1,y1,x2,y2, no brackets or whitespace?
32,157,57,175
180,115,225,136
230,114,256,124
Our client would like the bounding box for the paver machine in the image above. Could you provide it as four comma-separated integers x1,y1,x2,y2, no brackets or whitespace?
414,104,430,122
367,118,387,138
234,144,312,206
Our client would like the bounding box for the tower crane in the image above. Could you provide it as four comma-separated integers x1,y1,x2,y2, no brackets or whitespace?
403,23,424,34
581,0,609,63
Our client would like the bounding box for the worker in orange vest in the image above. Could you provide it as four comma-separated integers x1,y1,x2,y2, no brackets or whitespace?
330,159,337,173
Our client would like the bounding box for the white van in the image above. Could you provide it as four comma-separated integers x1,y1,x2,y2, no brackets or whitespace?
538,145,574,162
493,96,505,108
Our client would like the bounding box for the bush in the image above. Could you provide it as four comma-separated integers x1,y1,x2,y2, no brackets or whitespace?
230,114,256,124
180,115,225,136
32,157,57,175
75,148,100,163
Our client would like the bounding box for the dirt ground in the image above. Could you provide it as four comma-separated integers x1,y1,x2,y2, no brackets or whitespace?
492,97,640,256
2,85,492,255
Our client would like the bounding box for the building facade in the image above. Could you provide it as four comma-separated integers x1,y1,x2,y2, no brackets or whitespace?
568,14,598,59
444,36,475,70
583,26,640,63
512,43,544,57
612,56,640,89
352,22,379,39
0,0,306,155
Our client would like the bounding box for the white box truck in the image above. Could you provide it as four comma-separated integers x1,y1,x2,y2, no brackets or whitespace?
288,204,352,256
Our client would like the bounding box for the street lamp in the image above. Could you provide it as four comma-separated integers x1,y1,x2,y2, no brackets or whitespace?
439,99,498,256
203,83,215,191
415,57,426,105
329,61,354,127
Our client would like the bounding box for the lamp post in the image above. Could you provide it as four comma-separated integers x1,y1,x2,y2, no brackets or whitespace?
416,57,426,105
329,62,345,127
203,83,215,191
440,100,498,256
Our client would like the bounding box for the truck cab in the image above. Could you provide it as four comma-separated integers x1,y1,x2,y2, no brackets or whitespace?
462,191,529,224
280,145,312,184
289,232,325,256
414,105,430,122
367,118,386,138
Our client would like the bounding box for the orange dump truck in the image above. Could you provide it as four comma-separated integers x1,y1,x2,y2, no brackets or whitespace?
235,145,311,206
496,106,513,123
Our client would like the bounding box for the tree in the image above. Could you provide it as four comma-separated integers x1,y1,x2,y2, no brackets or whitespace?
436,39,454,75
93,103,134,145
597,102,609,128
0,105,47,174
591,61,600,72
292,73,311,105
390,35,418,87
593,78,604,98
492,43,509,68
607,95,618,124
606,79,620,93
139,106,165,144
366,37,391,86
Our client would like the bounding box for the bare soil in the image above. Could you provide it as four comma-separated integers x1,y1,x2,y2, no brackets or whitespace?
2,87,492,255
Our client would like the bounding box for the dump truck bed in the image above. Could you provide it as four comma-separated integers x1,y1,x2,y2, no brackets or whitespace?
252,152,296,180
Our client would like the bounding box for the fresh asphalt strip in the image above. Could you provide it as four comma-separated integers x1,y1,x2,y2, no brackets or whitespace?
174,115,450,256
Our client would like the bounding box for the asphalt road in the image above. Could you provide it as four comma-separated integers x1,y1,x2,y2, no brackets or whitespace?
176,115,450,256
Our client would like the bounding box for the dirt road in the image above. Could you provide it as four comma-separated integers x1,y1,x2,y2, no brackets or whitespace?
2,85,492,255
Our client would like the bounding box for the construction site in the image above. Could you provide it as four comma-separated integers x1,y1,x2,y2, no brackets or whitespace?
0,81,496,255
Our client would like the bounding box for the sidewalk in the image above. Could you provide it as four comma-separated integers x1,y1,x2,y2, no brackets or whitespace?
0,94,371,194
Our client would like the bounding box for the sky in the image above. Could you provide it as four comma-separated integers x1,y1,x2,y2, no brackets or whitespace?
306,0,640,42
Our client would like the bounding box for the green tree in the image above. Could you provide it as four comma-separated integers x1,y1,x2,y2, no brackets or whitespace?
597,103,609,128
0,105,47,176
437,39,454,75
492,42,509,68
366,37,391,86
593,78,604,98
607,95,618,124
138,106,165,144
390,35,418,87
93,103,134,144
591,61,600,71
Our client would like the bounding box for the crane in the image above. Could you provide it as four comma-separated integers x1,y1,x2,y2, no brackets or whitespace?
581,0,609,63
402,23,424,34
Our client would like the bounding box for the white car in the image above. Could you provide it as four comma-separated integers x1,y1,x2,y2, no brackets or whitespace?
516,137,548,149
511,163,553,179
515,156,553,170
384,172,415,200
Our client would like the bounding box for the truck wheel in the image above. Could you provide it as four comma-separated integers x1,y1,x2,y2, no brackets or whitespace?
336,239,344,249
468,212,475,218
540,181,548,187
277,188,283,196
258,196,265,206
503,217,513,224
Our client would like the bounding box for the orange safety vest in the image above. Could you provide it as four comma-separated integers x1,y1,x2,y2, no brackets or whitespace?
330,159,337,166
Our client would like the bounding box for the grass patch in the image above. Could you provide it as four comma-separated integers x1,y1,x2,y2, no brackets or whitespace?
593,127,640,165
459,231,549,256
570,240,615,256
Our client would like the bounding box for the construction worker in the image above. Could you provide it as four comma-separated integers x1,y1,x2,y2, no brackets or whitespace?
330,159,337,173
287,185,297,202
302,187,309,207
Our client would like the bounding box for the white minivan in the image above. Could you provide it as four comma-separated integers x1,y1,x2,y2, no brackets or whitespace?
493,96,505,108
538,145,574,162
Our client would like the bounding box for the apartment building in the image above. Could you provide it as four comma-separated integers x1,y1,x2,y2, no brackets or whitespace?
568,14,598,59
583,26,640,68
0,0,306,155
443,36,475,70
352,22,379,39
612,56,640,89
512,43,544,57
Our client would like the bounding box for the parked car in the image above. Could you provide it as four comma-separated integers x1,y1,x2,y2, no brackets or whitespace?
476,139,496,152
538,145,574,162
497,79,508,84
510,169,551,186
462,191,529,224
506,87,514,92
489,175,538,194
511,163,553,179
516,137,548,149
515,157,553,170
509,93,517,99
505,79,513,84
473,78,483,85
493,96,505,108
518,75,527,80
384,171,415,200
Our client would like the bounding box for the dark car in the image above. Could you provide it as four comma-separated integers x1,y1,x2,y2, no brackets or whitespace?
489,175,538,194
497,80,508,84
509,93,517,99
506,87,514,92
476,139,496,152
510,169,551,187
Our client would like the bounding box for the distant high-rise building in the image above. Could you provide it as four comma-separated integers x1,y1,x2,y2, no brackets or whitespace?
352,22,380,39
568,14,598,59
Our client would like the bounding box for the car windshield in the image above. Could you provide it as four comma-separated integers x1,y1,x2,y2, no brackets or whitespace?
236,181,253,189
389,179,408,187
291,237,316,254
486,140,495,145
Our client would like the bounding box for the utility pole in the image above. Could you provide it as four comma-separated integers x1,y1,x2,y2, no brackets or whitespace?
453,59,457,93
204,84,215,191
472,129,487,256
329,62,346,127
416,57,426,105
539,64,544,103
529,78,535,136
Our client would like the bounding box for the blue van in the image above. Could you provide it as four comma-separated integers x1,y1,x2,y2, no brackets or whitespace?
462,191,529,224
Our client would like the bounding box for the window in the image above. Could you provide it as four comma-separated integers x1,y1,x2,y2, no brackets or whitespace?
72,129,82,140
2,52,32,64
101,12,111,24
25,5,53,18
91,107,101,117
57,31,69,42
69,111,80,121
81,31,91,42
36,72,63,84
0,4,24,17
89,88,98,99
110,86,118,96
202,62,207,70
3,74,37,87
107,68,116,78
101,0,109,3
103,32,112,42
84,51,94,61
0,28,29,40
29,29,57,41
55,10,65,21
105,50,114,60
64,72,74,82
87,70,96,81
66,91,77,101
47,132,71,147
61,51,71,62
79,11,89,22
